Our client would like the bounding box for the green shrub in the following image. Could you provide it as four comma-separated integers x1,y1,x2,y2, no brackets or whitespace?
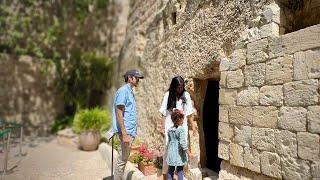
51,115,73,134
72,108,111,134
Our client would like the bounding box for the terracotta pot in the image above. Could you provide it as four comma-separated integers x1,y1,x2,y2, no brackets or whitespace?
79,130,101,151
138,163,156,176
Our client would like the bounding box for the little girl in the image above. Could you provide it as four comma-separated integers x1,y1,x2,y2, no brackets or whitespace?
166,109,192,180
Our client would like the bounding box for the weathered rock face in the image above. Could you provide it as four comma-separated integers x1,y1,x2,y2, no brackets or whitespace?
117,0,320,179
0,55,63,135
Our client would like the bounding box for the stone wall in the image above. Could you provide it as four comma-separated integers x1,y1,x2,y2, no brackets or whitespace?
218,2,320,179
117,0,320,179
0,54,64,135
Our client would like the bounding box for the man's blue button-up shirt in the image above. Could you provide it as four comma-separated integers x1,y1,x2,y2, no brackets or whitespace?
112,84,137,137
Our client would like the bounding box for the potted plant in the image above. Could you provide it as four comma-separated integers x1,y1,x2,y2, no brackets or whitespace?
72,108,111,151
132,145,156,176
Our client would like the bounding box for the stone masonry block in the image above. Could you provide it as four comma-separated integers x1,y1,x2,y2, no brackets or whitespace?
281,156,311,180
219,105,229,123
244,63,265,86
219,88,237,105
218,122,233,142
294,50,320,80
220,71,227,88
266,55,293,85
244,147,260,173
220,57,230,71
300,24,320,51
297,132,320,161
218,140,230,160
307,106,320,134
275,130,297,157
261,151,281,179
260,85,283,106
229,106,252,126
283,79,319,106
234,125,251,147
227,69,244,88
260,22,279,38
252,106,278,128
247,38,269,64
230,143,244,167
311,162,320,178
237,87,259,106
269,24,320,58
229,49,246,71
252,128,275,152
281,30,301,55
262,3,280,24
268,35,283,58
279,107,307,132
293,51,309,80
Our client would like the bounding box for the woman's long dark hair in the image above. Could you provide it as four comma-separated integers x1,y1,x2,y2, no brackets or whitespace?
167,76,186,111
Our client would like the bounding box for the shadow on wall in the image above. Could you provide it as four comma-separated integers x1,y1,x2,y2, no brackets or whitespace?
278,0,320,34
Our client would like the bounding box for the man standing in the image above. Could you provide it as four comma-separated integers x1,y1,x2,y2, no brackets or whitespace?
112,70,144,180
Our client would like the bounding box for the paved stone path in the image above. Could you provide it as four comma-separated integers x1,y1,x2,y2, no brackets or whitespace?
0,136,110,180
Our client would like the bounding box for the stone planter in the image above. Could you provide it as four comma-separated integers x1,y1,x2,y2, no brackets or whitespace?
138,163,156,176
79,130,101,151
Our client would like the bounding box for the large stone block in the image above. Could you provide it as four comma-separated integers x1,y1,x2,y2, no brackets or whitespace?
220,57,230,71
219,88,237,105
227,70,244,88
247,38,269,64
252,128,275,152
268,35,283,58
293,50,320,80
266,55,293,85
300,24,320,51
237,87,259,106
260,85,283,106
262,3,280,24
220,71,227,88
244,147,260,173
244,63,265,86
307,106,320,134
275,130,297,157
260,22,279,38
252,106,278,128
218,140,230,160
229,49,246,71
260,151,281,179
234,125,251,147
219,105,229,123
218,122,234,142
297,132,320,161
311,162,320,178
279,107,307,132
281,156,311,180
293,51,308,80
281,30,301,55
229,106,252,126
283,79,319,106
230,143,244,167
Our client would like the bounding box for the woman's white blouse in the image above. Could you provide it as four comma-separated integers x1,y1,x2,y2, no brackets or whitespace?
159,91,194,145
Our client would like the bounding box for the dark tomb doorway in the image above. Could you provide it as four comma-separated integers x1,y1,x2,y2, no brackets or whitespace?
203,80,221,172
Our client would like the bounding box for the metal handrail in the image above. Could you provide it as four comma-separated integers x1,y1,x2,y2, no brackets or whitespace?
0,128,11,176
0,119,23,157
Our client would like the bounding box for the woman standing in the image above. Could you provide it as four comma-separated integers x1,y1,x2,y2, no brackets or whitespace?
159,76,196,178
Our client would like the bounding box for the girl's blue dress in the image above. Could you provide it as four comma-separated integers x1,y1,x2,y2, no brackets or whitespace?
166,126,188,167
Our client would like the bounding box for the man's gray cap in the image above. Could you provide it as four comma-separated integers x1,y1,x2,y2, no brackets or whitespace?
124,69,144,79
